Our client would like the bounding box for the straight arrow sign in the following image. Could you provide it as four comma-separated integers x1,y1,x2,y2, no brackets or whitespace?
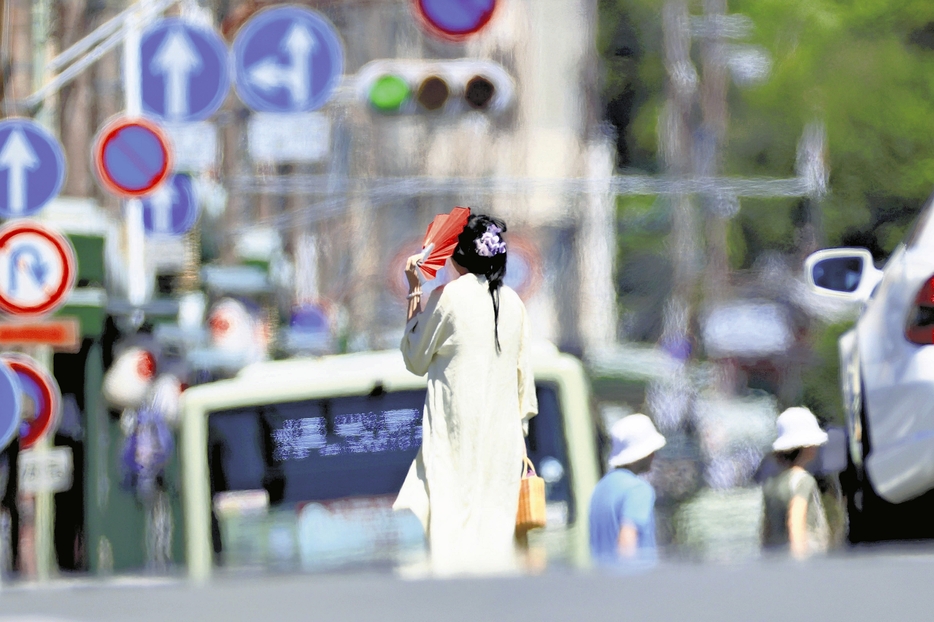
149,181,177,233
283,24,315,108
152,28,202,122
0,130,39,216
140,19,231,123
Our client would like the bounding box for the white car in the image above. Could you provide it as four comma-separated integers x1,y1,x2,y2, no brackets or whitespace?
806,205,934,540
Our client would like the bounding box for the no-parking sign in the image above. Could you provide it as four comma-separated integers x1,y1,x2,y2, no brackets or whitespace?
0,220,77,317
93,116,173,198
2,354,60,450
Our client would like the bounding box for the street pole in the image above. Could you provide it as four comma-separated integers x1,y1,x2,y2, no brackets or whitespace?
652,0,698,432
698,0,731,302
29,346,54,583
29,0,56,585
124,1,147,312
796,121,828,256
696,0,736,395
579,139,618,351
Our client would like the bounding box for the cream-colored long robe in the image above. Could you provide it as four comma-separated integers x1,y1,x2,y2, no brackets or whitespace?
394,273,538,575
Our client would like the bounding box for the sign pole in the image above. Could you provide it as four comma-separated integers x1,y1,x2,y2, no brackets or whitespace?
6,352,69,584
0,218,76,582
31,345,54,583
29,0,59,585
125,0,162,572
125,3,147,310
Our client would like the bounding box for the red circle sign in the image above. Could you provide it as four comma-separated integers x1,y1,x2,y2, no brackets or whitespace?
93,116,172,198
0,220,77,317
412,0,497,40
2,354,60,449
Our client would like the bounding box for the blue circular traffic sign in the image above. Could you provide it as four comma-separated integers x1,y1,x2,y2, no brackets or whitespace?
3,354,60,449
93,117,172,198
0,360,22,451
291,302,330,334
414,0,497,39
233,6,344,113
0,119,66,219
140,19,231,123
142,173,199,236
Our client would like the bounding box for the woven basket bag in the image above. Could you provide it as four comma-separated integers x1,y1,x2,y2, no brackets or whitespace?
516,457,546,532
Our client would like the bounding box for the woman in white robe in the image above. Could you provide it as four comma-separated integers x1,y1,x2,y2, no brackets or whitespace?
393,214,538,575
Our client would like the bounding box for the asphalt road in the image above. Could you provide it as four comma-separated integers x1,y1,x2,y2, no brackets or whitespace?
0,546,932,622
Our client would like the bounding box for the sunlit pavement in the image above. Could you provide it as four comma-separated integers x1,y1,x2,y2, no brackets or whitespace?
0,547,933,622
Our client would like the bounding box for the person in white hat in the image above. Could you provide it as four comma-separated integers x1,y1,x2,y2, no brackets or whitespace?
588,414,666,564
761,407,830,558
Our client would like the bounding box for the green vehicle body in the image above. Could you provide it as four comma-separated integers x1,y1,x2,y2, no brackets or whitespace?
179,342,601,581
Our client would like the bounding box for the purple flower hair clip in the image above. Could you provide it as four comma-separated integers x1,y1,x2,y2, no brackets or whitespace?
475,224,506,257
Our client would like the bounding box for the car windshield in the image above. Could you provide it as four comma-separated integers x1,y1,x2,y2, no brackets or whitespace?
206,382,574,537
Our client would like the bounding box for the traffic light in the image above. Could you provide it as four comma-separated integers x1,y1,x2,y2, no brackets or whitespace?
358,59,514,115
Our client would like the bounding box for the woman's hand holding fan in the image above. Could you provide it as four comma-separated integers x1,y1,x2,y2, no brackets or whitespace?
416,206,471,281
404,253,423,289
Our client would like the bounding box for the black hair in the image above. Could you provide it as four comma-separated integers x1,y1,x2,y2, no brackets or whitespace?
776,448,802,465
451,213,508,353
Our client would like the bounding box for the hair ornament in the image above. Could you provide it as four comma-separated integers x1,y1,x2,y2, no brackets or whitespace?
475,224,506,257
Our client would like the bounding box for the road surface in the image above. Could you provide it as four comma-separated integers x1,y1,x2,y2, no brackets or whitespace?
0,545,932,621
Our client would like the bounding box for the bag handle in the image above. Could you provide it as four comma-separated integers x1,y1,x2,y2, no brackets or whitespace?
521,456,537,478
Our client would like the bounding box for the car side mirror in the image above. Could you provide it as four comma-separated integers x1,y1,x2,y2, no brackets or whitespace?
804,248,883,302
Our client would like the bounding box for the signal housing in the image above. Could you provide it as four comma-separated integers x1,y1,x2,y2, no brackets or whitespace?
357,59,515,116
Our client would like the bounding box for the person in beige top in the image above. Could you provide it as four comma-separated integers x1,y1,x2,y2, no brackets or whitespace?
393,213,538,575
761,407,830,558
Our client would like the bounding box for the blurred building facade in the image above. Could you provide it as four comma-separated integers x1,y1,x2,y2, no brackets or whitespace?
0,0,616,573
3,0,617,353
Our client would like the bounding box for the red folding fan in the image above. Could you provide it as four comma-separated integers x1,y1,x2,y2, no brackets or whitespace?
417,206,471,280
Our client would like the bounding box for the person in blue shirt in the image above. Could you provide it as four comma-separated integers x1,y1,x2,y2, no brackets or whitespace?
589,414,666,565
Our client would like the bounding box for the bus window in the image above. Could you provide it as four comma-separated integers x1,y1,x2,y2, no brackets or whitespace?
207,389,426,554
525,383,574,526
206,382,575,555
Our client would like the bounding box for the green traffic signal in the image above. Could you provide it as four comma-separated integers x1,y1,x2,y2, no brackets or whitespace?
368,74,411,112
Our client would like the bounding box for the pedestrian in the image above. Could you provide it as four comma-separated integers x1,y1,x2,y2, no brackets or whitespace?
760,406,830,558
393,213,538,575
588,414,666,565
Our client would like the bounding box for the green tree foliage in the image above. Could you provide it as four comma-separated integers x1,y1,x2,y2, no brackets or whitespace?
599,0,934,261
800,320,852,426
734,0,934,257
601,2,933,423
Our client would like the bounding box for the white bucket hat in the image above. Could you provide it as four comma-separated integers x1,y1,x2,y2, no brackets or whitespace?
608,414,667,468
772,407,828,451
